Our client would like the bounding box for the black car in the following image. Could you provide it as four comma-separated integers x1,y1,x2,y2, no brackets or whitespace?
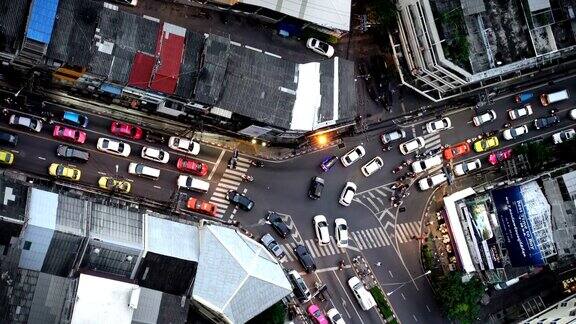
294,244,316,273
227,190,254,211
145,131,167,144
308,176,325,199
0,131,18,147
56,145,90,163
266,211,291,238
534,115,560,130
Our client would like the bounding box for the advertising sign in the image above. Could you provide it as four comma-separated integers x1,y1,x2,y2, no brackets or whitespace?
491,186,545,267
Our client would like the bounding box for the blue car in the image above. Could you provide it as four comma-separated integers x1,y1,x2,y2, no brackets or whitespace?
320,155,338,172
514,92,533,103
62,111,89,128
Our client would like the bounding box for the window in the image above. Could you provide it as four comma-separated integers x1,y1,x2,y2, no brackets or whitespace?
23,241,32,250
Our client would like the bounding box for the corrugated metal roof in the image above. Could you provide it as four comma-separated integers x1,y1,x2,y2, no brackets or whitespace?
145,215,199,262
27,189,58,230
132,288,162,324
0,0,29,54
150,23,186,94
89,203,143,249
128,52,155,89
175,32,204,98
26,0,59,44
192,225,291,324
194,35,230,105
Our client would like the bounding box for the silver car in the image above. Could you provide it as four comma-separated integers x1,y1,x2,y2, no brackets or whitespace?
261,233,285,259
381,129,406,144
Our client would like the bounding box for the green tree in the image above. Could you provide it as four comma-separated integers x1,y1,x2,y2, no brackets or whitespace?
556,138,576,163
435,272,484,323
247,302,286,324
367,0,399,33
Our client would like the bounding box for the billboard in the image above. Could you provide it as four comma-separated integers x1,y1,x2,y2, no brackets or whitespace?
491,186,545,267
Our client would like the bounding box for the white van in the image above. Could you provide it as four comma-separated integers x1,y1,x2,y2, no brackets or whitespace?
348,276,376,311
540,89,569,106
177,175,210,193
128,163,160,180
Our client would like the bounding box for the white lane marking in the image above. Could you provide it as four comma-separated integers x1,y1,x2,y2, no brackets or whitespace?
245,45,262,52
235,166,248,172
413,314,418,322
212,192,226,198
97,171,107,175
210,196,229,204
389,270,394,278
38,156,46,160
238,156,251,163
426,305,431,312
217,182,238,190
10,150,19,153
401,292,406,300
208,150,226,181
211,201,229,209
333,273,365,324
215,186,229,193
314,265,351,273
153,185,161,189
264,51,281,58
225,169,245,177
236,161,250,168
220,178,241,186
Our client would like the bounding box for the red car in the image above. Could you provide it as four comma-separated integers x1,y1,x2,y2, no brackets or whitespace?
186,198,217,217
488,148,513,165
110,121,143,140
307,304,329,324
443,142,471,160
52,125,87,144
176,157,208,176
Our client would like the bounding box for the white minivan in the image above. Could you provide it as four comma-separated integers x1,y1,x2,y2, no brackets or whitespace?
128,163,160,180
177,175,210,193
348,276,376,311
399,137,425,155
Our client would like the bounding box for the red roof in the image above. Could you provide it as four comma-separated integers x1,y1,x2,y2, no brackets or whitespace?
128,52,155,89
150,23,186,94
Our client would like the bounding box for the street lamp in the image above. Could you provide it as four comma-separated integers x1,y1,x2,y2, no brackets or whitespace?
386,270,432,296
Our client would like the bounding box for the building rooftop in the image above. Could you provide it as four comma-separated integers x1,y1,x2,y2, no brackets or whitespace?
145,215,199,262
240,0,351,31
26,0,59,44
0,176,29,222
194,34,231,105
149,22,186,94
0,0,29,54
192,224,291,324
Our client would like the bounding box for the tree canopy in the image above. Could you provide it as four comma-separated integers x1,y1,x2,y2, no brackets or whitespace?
435,272,485,323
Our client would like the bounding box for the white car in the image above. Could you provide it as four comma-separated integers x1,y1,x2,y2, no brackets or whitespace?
418,172,447,191
348,276,376,311
340,145,366,167
553,129,576,144
168,136,200,155
473,110,497,126
327,308,345,324
411,154,442,174
399,137,425,155
425,117,451,133
313,215,330,245
339,182,357,206
502,125,529,140
570,108,576,120
96,138,131,157
334,218,349,248
306,38,334,58
141,147,170,163
453,159,482,176
381,129,406,144
177,175,210,192
361,156,383,177
9,114,42,132
508,105,533,120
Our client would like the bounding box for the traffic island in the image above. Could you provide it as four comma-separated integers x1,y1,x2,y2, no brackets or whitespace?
369,286,398,324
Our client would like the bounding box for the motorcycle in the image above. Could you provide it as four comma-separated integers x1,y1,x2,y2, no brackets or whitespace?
392,165,403,174
503,123,511,128
241,174,254,182
382,145,392,152
250,160,264,167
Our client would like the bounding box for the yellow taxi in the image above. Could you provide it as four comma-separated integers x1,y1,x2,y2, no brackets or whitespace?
0,150,14,165
473,136,499,153
48,163,81,181
98,176,131,193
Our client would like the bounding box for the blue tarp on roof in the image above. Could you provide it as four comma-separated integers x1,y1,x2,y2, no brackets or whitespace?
100,83,123,96
26,0,59,44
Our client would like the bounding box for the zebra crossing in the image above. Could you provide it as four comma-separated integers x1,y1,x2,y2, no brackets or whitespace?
354,185,393,215
208,156,251,218
280,221,422,262
422,131,443,150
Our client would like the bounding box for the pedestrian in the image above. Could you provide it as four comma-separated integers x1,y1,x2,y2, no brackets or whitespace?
375,262,382,267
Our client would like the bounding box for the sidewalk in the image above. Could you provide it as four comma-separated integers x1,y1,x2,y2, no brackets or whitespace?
41,88,341,161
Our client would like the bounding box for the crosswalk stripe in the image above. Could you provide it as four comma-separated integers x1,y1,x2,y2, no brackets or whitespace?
211,201,229,209
368,228,385,247
396,225,409,242
330,240,341,254
305,240,321,258
365,197,379,212
217,182,238,190
402,223,417,238
220,178,241,186
319,245,330,256
284,243,297,261
373,228,388,246
425,138,441,147
408,222,420,236
423,132,440,140
326,240,336,254
212,192,226,198
222,172,242,181
226,169,246,176
215,187,229,193
236,166,248,172
237,161,250,168
214,212,224,218
377,227,390,245
350,232,363,249
355,232,369,249
369,192,375,198
210,196,230,204
238,156,251,163
361,231,376,248
375,188,387,197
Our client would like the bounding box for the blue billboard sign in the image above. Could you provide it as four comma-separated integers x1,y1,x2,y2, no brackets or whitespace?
491,186,545,267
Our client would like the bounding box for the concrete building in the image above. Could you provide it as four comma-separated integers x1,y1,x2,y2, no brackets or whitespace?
0,0,357,145
521,293,576,323
0,183,291,323
391,0,576,101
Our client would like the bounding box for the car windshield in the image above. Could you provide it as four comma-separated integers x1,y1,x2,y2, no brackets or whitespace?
135,164,144,173
56,165,64,175
332,314,342,321
318,221,327,228
118,143,125,151
339,224,348,231
318,42,329,52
